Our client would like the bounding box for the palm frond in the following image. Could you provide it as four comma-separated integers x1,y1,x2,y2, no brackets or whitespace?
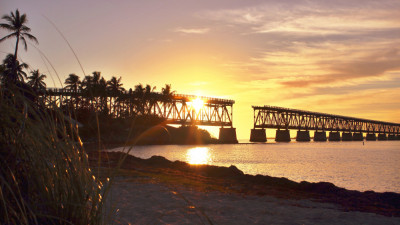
20,25,31,33
20,36,28,51
20,14,26,24
1,15,13,23
0,23,15,31
0,33,17,42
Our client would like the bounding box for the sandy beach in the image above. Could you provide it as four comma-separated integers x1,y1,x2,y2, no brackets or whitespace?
108,178,400,225
92,151,400,224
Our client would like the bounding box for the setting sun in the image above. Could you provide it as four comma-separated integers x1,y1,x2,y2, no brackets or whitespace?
189,97,205,112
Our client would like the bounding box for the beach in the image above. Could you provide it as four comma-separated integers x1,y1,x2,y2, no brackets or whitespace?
93,151,400,224
108,178,400,225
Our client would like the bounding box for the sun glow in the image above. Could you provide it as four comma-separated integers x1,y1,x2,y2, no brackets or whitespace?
186,147,212,165
190,97,205,112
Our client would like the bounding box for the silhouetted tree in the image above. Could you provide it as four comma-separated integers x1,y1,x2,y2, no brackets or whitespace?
27,69,46,91
1,53,28,84
134,83,145,97
161,84,175,101
64,73,81,109
65,73,80,92
98,77,108,113
134,83,146,114
107,76,125,95
144,84,157,114
0,9,38,61
145,84,156,96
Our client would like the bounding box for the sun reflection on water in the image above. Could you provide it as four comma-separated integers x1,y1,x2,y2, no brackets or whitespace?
186,147,212,165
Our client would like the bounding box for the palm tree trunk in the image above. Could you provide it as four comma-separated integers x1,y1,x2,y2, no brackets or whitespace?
14,33,20,60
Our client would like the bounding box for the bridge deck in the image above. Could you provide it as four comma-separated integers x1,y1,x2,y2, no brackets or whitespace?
40,88,234,127
253,105,400,134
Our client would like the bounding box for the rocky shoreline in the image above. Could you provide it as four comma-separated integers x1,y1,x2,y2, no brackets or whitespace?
89,151,400,217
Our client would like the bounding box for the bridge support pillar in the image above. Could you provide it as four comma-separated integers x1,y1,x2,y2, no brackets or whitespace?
296,131,310,142
314,131,327,142
378,133,387,141
328,132,341,141
219,128,238,143
275,129,291,142
352,133,363,141
342,132,353,141
388,134,396,140
366,133,376,141
250,129,267,142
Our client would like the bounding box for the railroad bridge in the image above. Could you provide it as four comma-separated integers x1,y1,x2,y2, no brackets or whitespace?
40,88,237,143
250,105,400,142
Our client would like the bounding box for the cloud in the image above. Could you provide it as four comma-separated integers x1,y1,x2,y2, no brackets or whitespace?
200,0,400,38
279,47,400,88
174,27,210,34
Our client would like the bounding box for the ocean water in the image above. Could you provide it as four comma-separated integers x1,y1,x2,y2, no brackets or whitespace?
109,141,400,193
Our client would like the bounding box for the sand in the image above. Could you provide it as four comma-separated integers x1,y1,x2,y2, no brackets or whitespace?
106,178,400,225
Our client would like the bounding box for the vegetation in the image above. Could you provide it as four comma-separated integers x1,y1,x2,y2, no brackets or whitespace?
0,7,216,225
27,69,47,91
0,9,112,224
0,85,110,224
0,9,38,59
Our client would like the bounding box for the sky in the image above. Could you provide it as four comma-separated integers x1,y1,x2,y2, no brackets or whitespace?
1,0,399,139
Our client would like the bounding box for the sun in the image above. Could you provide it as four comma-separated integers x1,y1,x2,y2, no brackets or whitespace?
190,97,205,112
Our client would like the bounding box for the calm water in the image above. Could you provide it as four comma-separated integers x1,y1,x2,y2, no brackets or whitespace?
109,141,400,193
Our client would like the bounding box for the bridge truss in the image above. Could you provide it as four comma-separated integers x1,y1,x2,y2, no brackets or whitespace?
40,88,234,127
253,105,400,134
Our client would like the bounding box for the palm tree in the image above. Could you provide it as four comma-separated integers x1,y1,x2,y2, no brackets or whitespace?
81,71,101,93
144,84,156,114
92,71,101,87
64,73,81,92
145,84,156,96
98,77,108,112
0,9,38,61
64,73,81,109
134,84,145,114
161,84,175,101
1,53,28,84
107,76,125,95
27,69,46,91
81,75,93,91
134,83,145,98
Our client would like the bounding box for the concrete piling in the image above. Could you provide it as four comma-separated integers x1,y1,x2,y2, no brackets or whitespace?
328,132,341,141
366,133,376,141
377,133,387,141
296,131,310,142
314,131,327,142
352,133,363,141
388,134,397,140
275,129,291,142
250,129,267,142
342,132,353,141
219,128,238,143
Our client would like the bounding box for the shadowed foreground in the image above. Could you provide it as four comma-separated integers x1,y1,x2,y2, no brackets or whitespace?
89,151,400,224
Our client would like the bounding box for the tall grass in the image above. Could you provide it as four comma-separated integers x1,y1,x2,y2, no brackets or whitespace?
0,85,110,224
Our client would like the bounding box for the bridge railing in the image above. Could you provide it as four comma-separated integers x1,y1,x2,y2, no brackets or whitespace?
253,105,400,127
45,88,234,104
253,105,400,134
41,88,234,126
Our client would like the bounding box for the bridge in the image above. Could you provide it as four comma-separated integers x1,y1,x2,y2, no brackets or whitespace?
40,88,238,143
250,105,400,142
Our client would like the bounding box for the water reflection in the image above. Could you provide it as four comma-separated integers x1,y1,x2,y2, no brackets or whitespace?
186,147,212,165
